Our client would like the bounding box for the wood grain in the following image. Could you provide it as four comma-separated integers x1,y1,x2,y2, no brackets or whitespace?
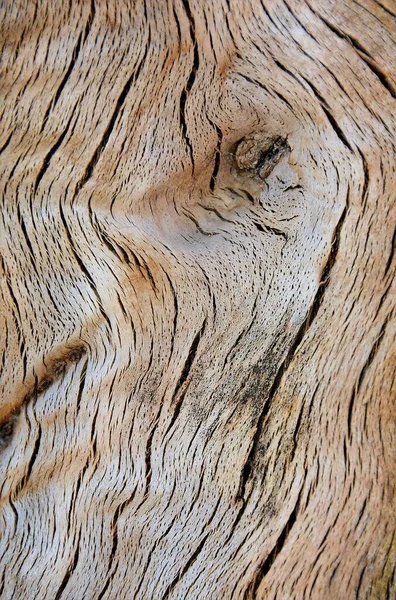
0,1,395,598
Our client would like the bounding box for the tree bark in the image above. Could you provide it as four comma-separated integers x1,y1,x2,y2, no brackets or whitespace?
0,1,395,598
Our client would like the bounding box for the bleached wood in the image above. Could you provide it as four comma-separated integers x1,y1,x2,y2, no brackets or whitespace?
0,1,395,598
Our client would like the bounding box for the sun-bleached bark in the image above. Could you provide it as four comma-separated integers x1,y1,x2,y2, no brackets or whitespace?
0,1,395,598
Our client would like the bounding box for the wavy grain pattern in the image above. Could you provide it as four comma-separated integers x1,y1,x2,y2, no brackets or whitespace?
0,1,395,598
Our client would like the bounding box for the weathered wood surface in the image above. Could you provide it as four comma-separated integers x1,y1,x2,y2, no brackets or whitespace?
0,1,395,598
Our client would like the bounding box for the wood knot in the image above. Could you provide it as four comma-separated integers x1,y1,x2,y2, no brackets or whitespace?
0,409,19,450
234,133,289,180
36,375,54,394
0,342,87,452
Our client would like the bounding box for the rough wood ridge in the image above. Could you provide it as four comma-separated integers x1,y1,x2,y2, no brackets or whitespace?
0,0,395,598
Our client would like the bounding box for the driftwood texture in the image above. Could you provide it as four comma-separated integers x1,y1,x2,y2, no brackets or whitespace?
0,1,395,598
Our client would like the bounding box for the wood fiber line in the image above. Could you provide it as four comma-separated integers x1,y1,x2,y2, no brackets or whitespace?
0,1,395,599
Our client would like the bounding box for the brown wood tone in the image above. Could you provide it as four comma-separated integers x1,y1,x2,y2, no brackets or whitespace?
0,1,395,598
